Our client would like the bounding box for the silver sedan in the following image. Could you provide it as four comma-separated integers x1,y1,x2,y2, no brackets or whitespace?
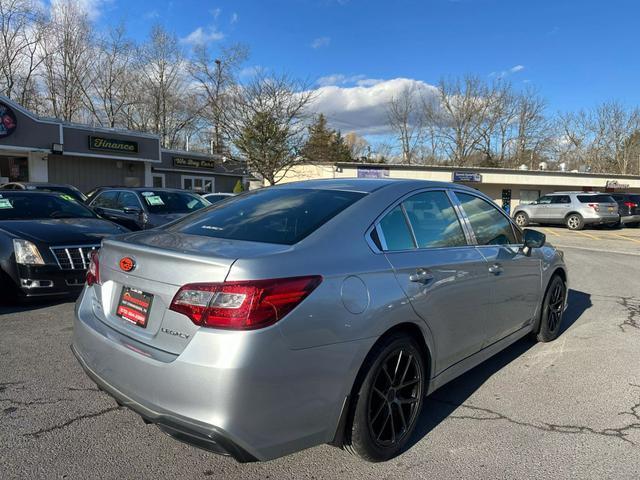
72,178,568,463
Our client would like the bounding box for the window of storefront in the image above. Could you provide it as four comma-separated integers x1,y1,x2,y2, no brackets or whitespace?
0,156,28,182
152,173,165,188
519,189,541,205
182,175,214,193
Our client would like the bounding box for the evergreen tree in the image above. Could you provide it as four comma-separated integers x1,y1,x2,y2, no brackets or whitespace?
301,114,353,163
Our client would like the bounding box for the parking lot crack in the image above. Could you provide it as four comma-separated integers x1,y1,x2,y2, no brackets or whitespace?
23,406,121,438
0,381,24,393
617,297,640,332
433,396,639,445
0,397,72,407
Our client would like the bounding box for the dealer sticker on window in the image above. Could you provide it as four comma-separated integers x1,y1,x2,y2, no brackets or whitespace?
145,195,165,206
0,198,12,209
59,194,76,202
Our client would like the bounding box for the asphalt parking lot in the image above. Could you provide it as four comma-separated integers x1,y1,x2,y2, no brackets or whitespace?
1,228,639,480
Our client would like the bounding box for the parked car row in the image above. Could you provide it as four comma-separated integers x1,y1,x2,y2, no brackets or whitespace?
0,183,238,301
512,191,639,230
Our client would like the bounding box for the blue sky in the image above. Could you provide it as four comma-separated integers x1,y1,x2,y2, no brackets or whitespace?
89,0,640,135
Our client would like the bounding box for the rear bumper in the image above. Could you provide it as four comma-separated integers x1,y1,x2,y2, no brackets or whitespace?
582,214,620,225
620,214,640,225
71,343,257,462
72,287,369,461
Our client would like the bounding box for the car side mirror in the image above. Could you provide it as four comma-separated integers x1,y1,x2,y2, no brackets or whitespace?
123,206,142,215
521,229,546,256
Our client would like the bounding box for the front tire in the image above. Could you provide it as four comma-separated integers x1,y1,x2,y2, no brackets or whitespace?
565,213,584,230
535,275,566,343
345,333,426,462
514,211,529,227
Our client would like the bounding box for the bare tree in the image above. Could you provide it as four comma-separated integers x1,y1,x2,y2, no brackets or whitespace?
136,25,200,148
344,131,370,161
0,0,47,110
82,25,136,127
41,0,94,121
190,43,249,153
225,72,315,185
424,75,491,166
386,84,423,164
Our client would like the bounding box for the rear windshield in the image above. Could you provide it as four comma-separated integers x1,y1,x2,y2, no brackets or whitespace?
138,191,209,214
0,193,97,220
577,194,615,203
166,188,365,245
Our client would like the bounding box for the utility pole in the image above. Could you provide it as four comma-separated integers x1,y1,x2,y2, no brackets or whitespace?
213,58,222,154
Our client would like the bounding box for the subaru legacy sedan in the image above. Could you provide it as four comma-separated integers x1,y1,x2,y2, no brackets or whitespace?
72,179,568,463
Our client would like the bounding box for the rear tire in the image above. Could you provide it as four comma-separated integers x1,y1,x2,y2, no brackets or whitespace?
514,211,529,228
534,275,566,343
344,332,426,462
565,213,584,231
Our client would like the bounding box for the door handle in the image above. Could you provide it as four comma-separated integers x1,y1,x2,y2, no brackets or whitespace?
488,263,503,275
409,269,434,284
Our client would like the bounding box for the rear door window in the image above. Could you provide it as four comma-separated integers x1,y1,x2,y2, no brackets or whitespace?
168,188,365,245
456,193,517,245
577,195,616,203
551,195,571,204
402,191,467,248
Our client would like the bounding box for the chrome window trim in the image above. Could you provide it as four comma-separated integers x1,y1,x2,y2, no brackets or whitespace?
365,186,475,254
449,189,524,247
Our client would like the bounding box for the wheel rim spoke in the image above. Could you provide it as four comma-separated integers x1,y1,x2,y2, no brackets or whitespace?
368,346,423,447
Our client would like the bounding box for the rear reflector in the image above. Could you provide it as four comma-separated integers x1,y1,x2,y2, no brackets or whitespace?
169,276,322,330
86,250,100,286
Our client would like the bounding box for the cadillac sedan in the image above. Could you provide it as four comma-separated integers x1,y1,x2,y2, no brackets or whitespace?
72,179,568,463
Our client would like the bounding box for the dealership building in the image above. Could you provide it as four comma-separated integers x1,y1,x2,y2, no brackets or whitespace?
0,96,246,193
278,163,640,213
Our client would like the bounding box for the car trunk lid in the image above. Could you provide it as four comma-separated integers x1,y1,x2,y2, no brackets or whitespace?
90,231,291,354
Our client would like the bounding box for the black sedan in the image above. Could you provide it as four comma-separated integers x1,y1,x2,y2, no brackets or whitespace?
0,192,128,301
86,187,210,230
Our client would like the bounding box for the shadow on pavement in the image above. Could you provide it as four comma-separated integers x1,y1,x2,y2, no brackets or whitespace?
0,297,75,316
406,288,591,452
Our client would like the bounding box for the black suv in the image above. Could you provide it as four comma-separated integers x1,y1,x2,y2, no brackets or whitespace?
610,193,640,227
86,187,210,230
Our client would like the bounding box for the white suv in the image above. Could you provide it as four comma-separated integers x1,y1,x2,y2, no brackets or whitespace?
512,192,619,230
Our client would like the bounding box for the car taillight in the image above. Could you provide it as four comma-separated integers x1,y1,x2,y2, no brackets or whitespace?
86,250,100,286
624,201,638,208
169,276,322,330
587,203,599,211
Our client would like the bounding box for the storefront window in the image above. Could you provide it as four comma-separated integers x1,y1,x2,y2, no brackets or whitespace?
182,175,214,193
0,156,28,182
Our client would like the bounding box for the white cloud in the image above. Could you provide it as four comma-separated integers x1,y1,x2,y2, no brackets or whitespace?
490,64,526,79
50,0,113,21
211,7,221,19
316,73,384,88
240,65,264,78
309,78,438,136
311,36,331,49
230,12,238,24
180,26,224,46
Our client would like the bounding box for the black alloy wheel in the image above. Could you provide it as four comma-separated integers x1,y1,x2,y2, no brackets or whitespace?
345,333,426,462
535,275,566,342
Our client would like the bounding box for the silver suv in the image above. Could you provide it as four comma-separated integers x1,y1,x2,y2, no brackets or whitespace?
513,192,619,230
